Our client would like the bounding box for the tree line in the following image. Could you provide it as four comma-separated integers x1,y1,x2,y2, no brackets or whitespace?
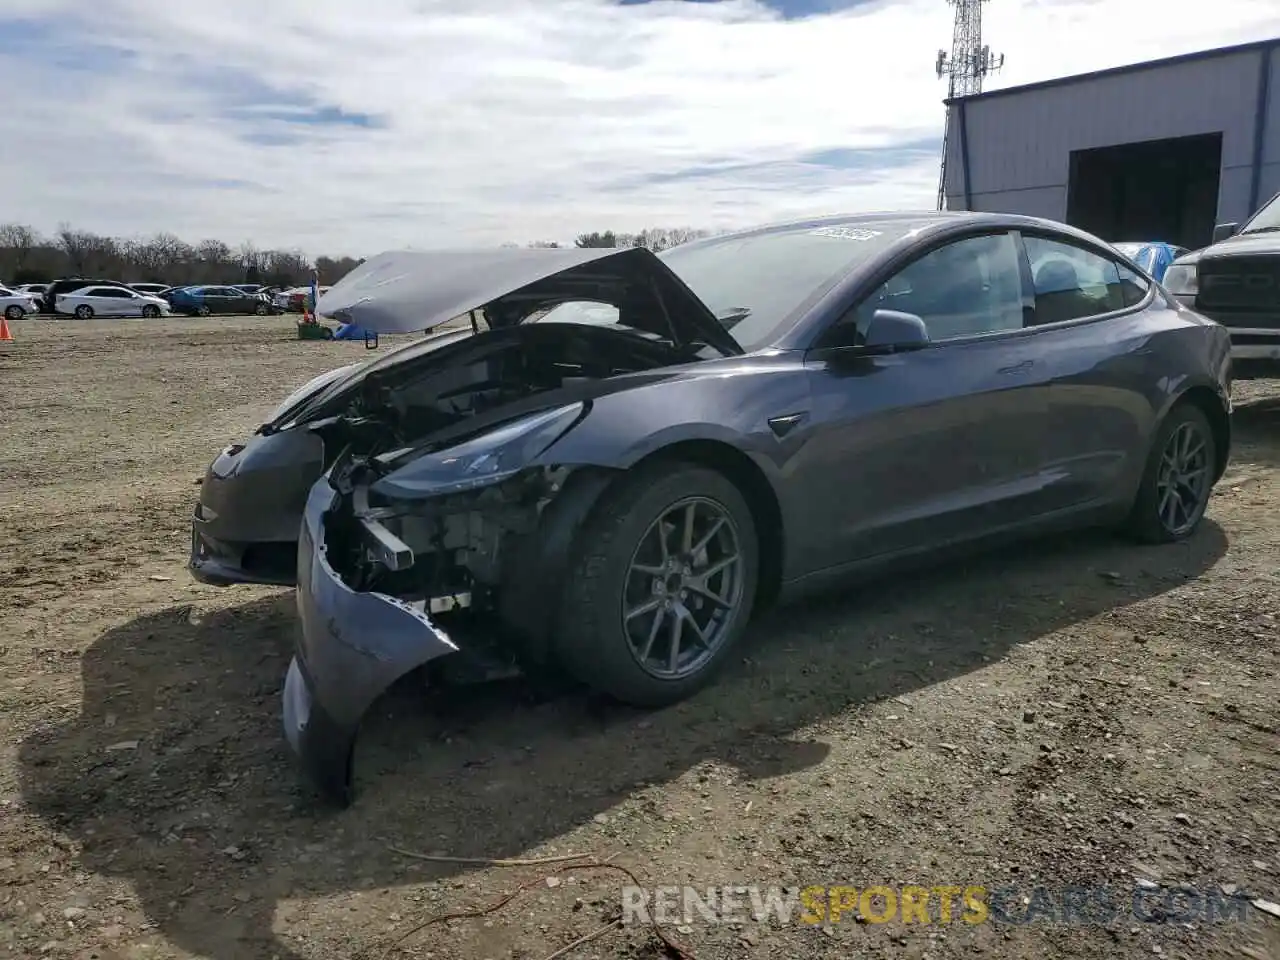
540,227,713,250
0,223,365,288
0,222,714,288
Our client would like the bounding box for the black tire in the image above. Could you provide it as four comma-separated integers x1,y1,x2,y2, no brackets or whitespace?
554,462,759,707
74,304,93,320
254,302,269,316
142,305,160,319
196,305,211,317
1123,402,1216,544
4,305,22,321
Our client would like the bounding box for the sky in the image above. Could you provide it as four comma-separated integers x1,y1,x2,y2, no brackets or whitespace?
2,0,1278,256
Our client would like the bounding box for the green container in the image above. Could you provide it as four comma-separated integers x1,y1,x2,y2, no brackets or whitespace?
296,322,332,341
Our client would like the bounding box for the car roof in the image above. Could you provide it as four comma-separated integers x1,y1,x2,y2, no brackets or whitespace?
683,209,1102,247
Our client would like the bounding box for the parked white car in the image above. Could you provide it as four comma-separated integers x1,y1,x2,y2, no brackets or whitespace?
55,285,172,319
12,282,48,303
0,285,40,320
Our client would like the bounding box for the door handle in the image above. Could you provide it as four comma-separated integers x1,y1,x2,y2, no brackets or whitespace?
998,359,1034,375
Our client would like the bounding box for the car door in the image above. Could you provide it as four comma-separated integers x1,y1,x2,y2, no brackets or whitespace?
114,289,143,316
1019,233,1159,511
101,288,136,316
796,230,1058,571
198,287,226,313
79,287,112,315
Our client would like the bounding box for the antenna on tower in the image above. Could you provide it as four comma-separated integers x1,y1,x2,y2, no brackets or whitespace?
935,0,1004,210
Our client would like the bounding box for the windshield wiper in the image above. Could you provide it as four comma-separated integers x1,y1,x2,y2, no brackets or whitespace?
716,306,751,329
1241,225,1280,235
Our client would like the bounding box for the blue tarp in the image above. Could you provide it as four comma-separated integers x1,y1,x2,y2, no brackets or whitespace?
333,322,373,341
1113,242,1179,282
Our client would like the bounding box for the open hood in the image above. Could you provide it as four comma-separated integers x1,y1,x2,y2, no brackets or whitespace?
315,246,743,357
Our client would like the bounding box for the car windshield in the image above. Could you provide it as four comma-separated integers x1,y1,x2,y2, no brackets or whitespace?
1241,193,1280,234
656,222,929,351
532,222,929,351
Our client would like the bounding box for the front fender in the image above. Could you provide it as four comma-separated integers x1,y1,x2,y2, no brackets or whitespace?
287,480,459,804
532,365,810,477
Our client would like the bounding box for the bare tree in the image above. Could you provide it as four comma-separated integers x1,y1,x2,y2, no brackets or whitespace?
574,231,619,248
629,227,708,252
56,223,102,275
237,241,262,284
0,223,39,277
194,239,232,283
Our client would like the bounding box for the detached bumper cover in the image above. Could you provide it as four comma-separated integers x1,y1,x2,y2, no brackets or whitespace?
285,480,458,805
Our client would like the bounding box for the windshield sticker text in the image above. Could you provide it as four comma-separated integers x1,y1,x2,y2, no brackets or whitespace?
810,227,883,241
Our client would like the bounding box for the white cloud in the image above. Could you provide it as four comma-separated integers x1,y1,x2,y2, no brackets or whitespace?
2,0,1276,255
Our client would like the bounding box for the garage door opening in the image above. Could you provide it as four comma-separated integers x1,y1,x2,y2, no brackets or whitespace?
1065,132,1223,250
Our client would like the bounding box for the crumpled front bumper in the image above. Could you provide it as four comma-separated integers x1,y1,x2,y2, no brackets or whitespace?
188,429,327,587
284,479,459,805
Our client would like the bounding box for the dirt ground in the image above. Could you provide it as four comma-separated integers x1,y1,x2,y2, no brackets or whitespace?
1,316,1277,960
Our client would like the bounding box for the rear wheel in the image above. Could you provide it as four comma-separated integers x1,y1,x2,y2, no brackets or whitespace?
196,305,211,317
554,463,759,707
1123,402,1216,543
4,305,22,321
74,304,94,320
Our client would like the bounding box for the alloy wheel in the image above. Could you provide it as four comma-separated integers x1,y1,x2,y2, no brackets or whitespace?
1156,421,1211,536
621,496,745,680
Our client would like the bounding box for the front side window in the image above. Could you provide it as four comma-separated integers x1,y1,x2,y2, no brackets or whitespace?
843,232,1026,343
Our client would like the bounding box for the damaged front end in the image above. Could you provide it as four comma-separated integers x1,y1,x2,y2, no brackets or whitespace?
285,402,612,804
278,244,747,802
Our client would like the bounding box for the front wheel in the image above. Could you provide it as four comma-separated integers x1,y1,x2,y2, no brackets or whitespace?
74,304,94,320
196,305,211,317
1123,402,1216,543
254,302,269,315
554,463,759,707
4,305,22,321
142,305,160,318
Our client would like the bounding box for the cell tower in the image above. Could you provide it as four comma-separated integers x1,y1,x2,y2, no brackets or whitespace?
935,0,1004,210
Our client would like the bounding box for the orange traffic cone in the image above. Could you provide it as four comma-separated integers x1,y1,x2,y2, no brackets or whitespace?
0,314,13,341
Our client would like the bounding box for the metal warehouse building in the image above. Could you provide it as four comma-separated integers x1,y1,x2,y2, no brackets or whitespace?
942,37,1280,249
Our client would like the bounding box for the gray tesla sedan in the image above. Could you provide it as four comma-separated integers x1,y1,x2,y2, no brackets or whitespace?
188,211,1233,804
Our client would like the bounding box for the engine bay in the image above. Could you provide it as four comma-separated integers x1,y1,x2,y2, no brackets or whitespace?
318,321,687,649
342,320,684,450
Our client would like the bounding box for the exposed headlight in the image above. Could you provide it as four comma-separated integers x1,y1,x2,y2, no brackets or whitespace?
1162,264,1197,296
372,403,585,501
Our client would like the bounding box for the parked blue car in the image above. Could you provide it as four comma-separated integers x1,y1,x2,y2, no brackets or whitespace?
170,285,274,317
1111,242,1189,283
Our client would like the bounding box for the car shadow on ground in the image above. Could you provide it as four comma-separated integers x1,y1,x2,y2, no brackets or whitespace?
18,521,1228,959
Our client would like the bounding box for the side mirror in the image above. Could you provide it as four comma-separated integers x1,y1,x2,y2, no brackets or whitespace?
1211,222,1239,244
864,309,930,352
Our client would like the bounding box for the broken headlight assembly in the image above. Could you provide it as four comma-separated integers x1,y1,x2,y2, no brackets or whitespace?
372,402,586,501
347,402,586,578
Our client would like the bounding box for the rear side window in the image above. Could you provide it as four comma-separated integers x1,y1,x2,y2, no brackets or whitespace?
1025,236,1128,324
1117,263,1150,307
